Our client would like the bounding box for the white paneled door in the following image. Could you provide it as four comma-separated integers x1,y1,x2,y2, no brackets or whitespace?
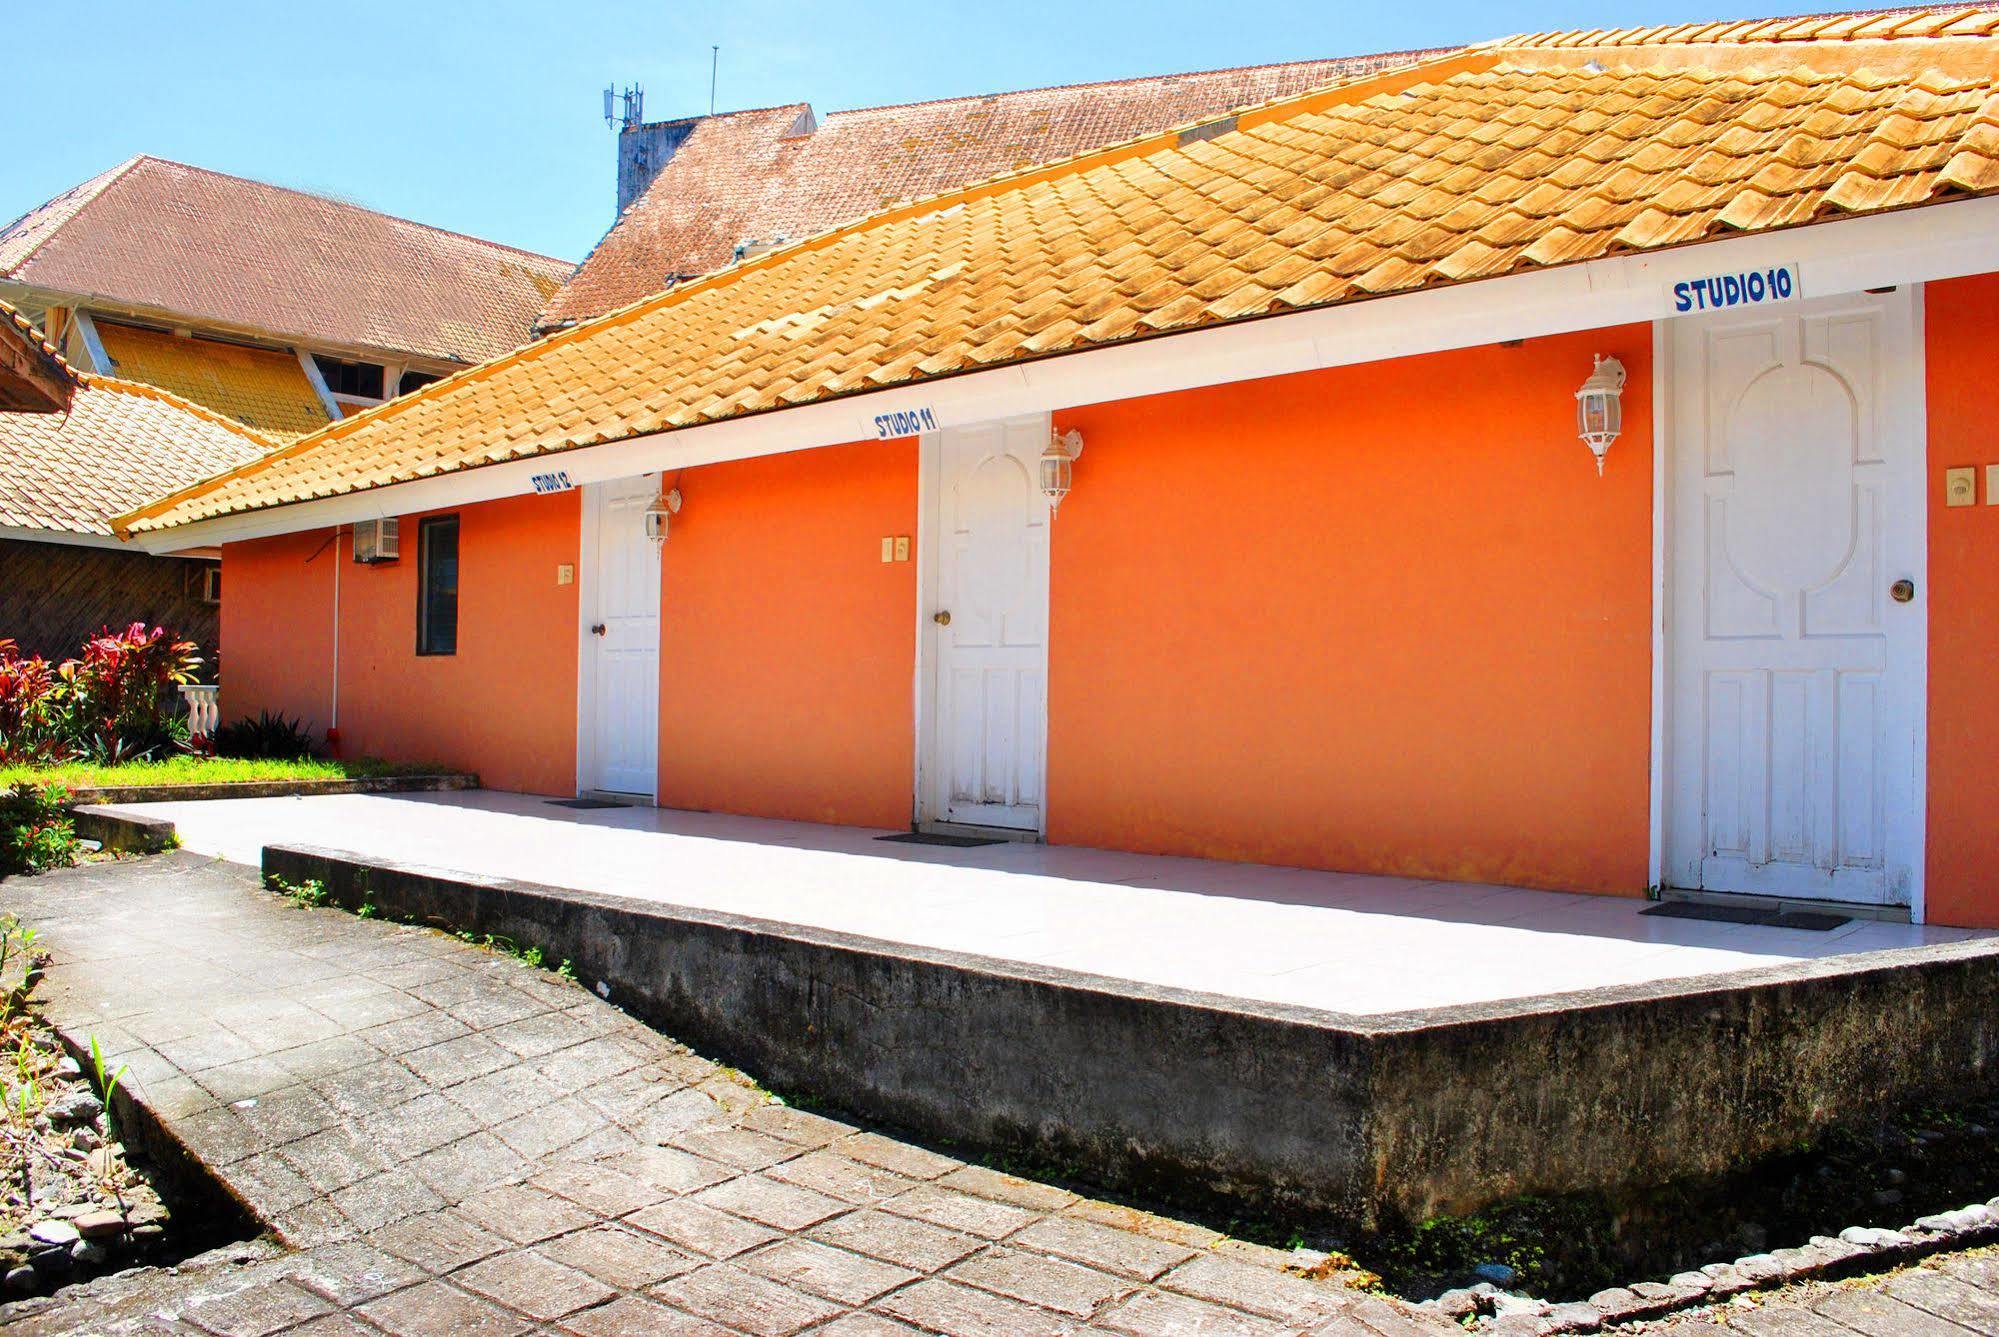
581,475,661,798
1666,289,1924,906
925,417,1051,831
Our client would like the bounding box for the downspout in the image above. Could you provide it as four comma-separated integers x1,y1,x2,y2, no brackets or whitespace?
330,526,342,749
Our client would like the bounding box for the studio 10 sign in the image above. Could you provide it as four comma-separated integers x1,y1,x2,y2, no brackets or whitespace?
1669,263,1800,315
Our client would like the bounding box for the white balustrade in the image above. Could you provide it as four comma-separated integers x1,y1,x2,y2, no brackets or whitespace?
180,684,220,738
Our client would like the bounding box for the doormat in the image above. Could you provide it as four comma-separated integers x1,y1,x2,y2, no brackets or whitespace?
1641,900,1851,931
877,832,1007,848
547,798,631,810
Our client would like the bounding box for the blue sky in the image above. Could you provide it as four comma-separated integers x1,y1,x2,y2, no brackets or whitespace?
7,0,1836,263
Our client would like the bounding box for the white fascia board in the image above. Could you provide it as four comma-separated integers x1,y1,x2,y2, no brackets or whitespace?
0,525,126,551
132,196,1999,555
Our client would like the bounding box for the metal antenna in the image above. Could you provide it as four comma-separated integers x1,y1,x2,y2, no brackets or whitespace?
710,46,719,114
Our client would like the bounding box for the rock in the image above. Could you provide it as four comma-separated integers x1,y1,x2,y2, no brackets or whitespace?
3,1264,37,1296
85,1147,114,1178
72,1210,126,1239
1668,1271,1712,1292
1738,1222,1769,1253
1434,1288,1488,1319
130,1223,165,1246
1542,1301,1604,1333
1586,1287,1643,1319
1472,1261,1519,1287
1873,1188,1904,1207
27,1220,80,1248
43,1090,102,1125
1491,1292,1551,1319
70,1238,110,1267
1886,1167,1908,1185
71,1126,99,1151
1734,1254,1786,1282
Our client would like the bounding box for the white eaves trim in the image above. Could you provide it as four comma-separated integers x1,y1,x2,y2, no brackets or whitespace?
0,525,125,551
128,195,1999,553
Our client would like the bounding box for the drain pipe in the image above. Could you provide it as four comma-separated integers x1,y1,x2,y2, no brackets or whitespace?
329,527,342,750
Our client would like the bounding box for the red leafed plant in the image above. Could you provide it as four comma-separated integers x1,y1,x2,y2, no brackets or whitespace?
0,626,202,764
0,641,68,766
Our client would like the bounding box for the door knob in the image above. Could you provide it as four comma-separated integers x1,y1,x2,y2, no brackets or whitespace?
1890,579,1915,604
933,610,952,626
590,623,607,635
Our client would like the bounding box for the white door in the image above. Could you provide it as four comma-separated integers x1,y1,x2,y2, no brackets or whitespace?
924,416,1051,831
1666,288,1924,906
580,475,661,797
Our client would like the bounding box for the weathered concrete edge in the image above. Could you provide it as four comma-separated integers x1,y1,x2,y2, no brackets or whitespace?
260,843,1999,1233
70,773,477,805
71,805,176,854
264,842,1385,1226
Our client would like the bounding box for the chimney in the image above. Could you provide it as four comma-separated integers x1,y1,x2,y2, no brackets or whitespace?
616,118,698,216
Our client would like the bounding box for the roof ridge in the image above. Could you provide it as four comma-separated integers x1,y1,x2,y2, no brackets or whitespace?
815,47,1457,118
108,154,574,269
0,155,147,279
77,371,277,453
115,46,1498,536
1492,4,1999,49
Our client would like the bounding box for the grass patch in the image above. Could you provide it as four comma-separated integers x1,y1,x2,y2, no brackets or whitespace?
0,755,446,790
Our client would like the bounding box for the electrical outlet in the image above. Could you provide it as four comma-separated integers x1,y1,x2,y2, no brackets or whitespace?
1946,467,1977,507
894,536,910,562
557,563,575,585
880,537,894,562
1988,464,1999,505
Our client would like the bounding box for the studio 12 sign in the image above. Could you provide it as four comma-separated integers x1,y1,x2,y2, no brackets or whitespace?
1669,263,1800,315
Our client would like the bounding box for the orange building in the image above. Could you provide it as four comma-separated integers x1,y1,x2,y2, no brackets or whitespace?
121,13,1999,928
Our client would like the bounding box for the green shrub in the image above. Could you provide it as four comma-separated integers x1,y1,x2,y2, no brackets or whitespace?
0,784,78,877
214,711,316,761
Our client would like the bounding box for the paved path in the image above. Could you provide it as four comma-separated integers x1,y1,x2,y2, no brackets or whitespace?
1641,1248,1999,1335
0,853,1447,1335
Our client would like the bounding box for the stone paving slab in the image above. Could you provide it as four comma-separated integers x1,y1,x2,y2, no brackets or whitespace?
0,853,1449,1335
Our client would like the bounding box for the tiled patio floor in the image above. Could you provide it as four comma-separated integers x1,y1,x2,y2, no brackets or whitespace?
1,853,1438,1335
115,791,1989,1016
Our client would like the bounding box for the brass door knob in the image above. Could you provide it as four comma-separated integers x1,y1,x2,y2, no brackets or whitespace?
933,610,952,626
590,623,607,635
1890,579,1915,604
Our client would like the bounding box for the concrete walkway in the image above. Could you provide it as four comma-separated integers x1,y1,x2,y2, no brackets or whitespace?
0,853,1446,1336
111,791,1989,1017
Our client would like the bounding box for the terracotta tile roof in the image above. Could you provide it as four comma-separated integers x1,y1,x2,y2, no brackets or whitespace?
0,157,573,365
539,49,1450,327
123,11,1999,536
93,322,329,441
0,300,74,414
3,377,269,539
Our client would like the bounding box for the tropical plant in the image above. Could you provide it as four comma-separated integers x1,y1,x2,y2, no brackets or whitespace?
0,642,68,766
0,627,201,765
214,710,316,761
0,785,76,877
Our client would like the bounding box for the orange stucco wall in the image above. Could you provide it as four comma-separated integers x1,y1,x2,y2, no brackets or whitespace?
1924,273,1999,928
657,438,917,828
1045,328,1656,894
222,490,579,795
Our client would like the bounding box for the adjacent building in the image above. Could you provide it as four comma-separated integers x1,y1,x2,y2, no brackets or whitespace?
0,155,573,439
119,11,1999,927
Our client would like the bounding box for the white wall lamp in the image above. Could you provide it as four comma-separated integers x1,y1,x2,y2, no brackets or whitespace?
644,487,682,542
1041,428,1084,513
1576,355,1626,476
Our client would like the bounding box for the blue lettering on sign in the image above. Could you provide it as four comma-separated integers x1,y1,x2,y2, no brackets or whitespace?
1671,264,1798,314
872,406,940,439
529,470,575,494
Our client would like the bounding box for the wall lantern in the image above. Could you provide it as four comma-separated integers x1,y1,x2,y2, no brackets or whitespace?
644,487,682,543
1041,428,1085,513
1576,355,1626,476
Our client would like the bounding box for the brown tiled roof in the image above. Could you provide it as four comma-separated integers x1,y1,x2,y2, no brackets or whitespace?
123,11,1999,536
3,377,269,539
0,300,74,414
0,156,573,365
537,49,1450,326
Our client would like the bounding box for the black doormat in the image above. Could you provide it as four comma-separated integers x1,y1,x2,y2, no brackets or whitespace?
546,798,631,810
877,831,1007,848
1641,900,1851,931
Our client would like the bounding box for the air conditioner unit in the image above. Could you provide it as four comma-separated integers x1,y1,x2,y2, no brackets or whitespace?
352,517,400,564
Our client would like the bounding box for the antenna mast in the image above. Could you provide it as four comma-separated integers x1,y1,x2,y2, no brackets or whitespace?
710,46,719,114
603,83,644,132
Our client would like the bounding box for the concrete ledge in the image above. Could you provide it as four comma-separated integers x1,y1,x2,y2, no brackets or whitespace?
72,805,177,854
67,773,476,805
262,843,1999,1232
